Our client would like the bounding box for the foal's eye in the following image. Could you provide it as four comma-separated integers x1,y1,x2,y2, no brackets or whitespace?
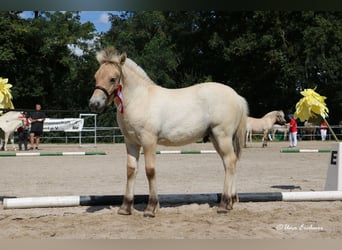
110,78,116,83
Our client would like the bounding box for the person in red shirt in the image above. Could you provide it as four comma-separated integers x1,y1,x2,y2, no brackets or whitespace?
320,121,328,141
287,114,298,147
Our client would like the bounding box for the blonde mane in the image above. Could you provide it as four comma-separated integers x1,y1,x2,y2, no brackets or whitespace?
96,47,153,83
96,47,121,64
125,58,153,83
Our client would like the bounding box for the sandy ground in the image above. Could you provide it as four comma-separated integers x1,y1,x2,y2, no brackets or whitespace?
0,140,341,239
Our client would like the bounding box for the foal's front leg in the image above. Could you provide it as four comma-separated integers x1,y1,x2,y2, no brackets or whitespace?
118,143,141,215
143,145,159,217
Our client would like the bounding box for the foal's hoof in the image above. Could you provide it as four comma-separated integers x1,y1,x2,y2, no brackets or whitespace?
143,208,156,218
217,208,229,214
143,201,159,217
118,207,132,215
217,194,238,214
143,212,155,218
217,203,233,214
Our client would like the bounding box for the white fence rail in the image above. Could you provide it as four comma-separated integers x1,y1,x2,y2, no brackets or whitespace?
40,125,342,144
40,127,124,144
247,125,342,141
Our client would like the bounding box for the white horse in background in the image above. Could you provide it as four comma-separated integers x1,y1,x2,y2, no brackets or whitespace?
246,110,286,147
0,111,25,151
89,47,248,217
303,121,317,140
271,124,289,141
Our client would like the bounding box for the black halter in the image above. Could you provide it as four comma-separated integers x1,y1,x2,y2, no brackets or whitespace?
93,63,123,101
93,85,116,99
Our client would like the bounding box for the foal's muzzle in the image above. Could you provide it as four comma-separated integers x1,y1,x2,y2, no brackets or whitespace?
89,85,119,113
89,92,107,113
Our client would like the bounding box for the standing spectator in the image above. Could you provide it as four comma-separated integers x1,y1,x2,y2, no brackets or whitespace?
287,114,298,148
17,111,30,151
320,120,328,141
29,103,46,150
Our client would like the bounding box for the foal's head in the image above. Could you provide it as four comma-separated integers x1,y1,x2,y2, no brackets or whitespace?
89,47,126,113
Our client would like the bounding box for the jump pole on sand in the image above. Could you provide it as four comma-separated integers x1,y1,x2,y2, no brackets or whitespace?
4,191,342,209
0,151,106,157
280,149,330,153
3,143,342,209
141,150,217,154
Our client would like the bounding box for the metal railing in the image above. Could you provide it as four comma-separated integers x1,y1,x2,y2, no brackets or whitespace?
247,125,342,141
40,127,124,144
32,125,342,144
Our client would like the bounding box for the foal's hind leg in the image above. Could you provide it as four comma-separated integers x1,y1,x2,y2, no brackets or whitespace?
211,134,238,213
142,143,159,217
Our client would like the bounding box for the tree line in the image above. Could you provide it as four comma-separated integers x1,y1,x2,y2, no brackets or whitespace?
1,11,341,126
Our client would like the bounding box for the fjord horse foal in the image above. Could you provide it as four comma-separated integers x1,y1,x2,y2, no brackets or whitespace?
89,47,248,217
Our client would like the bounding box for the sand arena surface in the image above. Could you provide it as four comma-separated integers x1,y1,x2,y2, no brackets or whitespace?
0,140,341,239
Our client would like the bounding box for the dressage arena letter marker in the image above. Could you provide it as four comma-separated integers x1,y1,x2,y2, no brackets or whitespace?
325,143,342,191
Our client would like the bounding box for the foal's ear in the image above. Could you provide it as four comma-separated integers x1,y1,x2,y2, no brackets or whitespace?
120,52,127,65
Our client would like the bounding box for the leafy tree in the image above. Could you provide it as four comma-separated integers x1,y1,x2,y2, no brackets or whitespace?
102,11,342,123
104,11,179,88
0,11,97,116
1,11,341,125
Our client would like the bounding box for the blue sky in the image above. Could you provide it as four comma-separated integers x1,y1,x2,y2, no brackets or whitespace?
20,11,119,33
19,11,120,56
79,11,119,33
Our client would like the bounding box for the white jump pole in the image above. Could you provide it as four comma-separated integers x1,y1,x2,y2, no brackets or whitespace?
4,143,342,209
3,196,81,209
280,149,330,153
282,191,342,201
141,150,217,155
0,151,106,157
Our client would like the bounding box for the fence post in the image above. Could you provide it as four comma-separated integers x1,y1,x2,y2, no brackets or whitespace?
79,113,97,148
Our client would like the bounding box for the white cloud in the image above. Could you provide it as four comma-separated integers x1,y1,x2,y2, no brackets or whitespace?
98,13,110,24
19,11,33,19
68,44,84,57
68,36,101,57
80,11,118,32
